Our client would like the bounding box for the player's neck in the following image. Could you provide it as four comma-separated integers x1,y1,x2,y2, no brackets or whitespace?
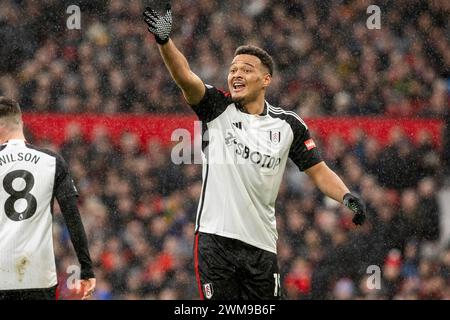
242,95,265,115
0,131,26,144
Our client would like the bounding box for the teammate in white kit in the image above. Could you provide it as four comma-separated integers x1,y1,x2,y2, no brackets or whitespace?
0,97,96,300
144,2,366,299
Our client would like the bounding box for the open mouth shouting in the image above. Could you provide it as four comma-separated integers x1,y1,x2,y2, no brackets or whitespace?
232,80,246,93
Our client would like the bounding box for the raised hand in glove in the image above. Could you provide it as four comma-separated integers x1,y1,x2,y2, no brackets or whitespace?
143,2,172,44
343,193,366,226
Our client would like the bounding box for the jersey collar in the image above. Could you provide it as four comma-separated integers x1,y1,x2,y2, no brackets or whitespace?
4,139,26,145
236,101,268,116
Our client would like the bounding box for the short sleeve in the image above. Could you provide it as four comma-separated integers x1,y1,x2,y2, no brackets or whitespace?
190,84,233,123
288,121,323,171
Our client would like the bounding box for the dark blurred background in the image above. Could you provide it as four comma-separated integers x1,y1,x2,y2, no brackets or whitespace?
0,0,449,299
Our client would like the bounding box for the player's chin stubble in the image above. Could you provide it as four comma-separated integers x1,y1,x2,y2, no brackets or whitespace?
232,96,245,103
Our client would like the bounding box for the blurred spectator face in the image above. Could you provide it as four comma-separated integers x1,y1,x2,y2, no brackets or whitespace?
421,276,445,299
162,236,180,257
78,43,93,62
333,91,351,114
49,60,66,81
378,205,394,222
63,76,80,95
404,241,418,260
150,217,169,238
227,54,271,105
304,229,321,248
118,197,134,215
333,278,355,300
346,162,363,185
36,73,51,90
33,91,51,110
84,74,100,93
429,79,447,115
86,94,102,113
315,209,337,235
159,288,179,300
396,276,420,299
187,181,202,200
61,95,82,113
0,1,19,24
417,177,435,198
388,126,407,147
100,93,120,114
286,211,306,233
418,260,432,278
359,275,381,299
0,75,19,101
285,257,311,297
326,135,347,160
397,140,412,158
109,69,126,94
91,125,112,145
65,122,83,141
442,247,450,263
360,175,376,196
126,269,144,293
400,189,418,213
277,239,294,264
331,229,347,246
416,130,433,147
384,249,402,280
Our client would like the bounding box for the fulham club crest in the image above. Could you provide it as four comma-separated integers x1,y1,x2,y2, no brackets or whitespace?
203,283,214,299
269,130,281,144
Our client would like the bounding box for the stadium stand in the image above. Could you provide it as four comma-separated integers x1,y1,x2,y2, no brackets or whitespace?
0,0,449,299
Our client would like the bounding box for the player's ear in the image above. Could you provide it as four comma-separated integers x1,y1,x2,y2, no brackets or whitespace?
262,73,271,88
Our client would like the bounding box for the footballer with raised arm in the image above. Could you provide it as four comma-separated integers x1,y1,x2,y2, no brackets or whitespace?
144,2,366,300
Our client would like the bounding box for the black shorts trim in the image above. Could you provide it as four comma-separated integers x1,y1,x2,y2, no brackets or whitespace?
0,285,58,300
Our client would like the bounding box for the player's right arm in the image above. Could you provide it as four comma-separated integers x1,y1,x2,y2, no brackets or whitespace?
158,40,205,105
143,2,205,106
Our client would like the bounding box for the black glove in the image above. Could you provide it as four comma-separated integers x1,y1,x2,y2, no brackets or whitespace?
343,193,366,226
143,3,172,45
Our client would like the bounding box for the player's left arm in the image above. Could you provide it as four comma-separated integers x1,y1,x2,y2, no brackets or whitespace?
288,118,366,226
305,162,366,225
54,154,96,299
304,161,349,203
58,196,96,299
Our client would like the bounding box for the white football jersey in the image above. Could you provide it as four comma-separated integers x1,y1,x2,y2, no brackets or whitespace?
0,139,78,290
191,85,322,253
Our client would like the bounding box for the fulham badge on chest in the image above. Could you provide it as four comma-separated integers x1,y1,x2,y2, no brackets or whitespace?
269,130,281,144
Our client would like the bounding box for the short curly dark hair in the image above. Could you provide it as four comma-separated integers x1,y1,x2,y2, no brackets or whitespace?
234,45,274,76
0,96,21,119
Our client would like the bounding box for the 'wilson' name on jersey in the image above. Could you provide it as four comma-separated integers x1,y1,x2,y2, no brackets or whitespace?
0,152,40,166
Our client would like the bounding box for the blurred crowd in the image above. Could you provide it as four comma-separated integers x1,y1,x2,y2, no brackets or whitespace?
26,121,446,300
0,0,449,116
0,0,449,300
